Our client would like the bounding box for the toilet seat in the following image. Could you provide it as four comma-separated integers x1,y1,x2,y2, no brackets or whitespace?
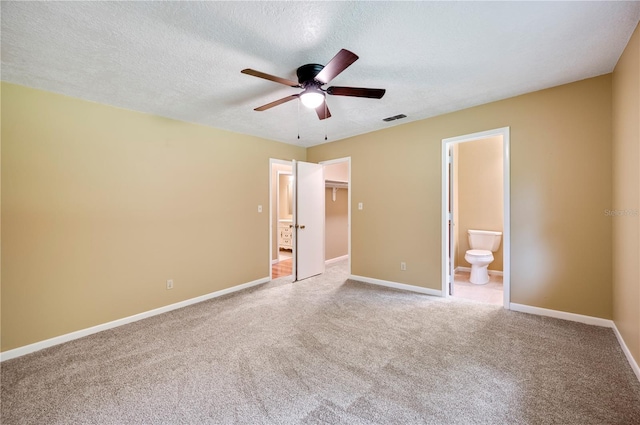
465,249,493,262
466,249,492,256
464,249,494,285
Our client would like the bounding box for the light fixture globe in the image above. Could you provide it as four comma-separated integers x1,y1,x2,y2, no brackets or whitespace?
300,87,325,109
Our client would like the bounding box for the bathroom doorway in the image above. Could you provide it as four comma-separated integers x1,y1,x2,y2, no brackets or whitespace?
271,160,294,279
275,170,294,277
441,127,510,308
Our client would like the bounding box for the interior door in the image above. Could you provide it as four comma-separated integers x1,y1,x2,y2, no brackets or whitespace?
294,161,325,280
447,146,455,296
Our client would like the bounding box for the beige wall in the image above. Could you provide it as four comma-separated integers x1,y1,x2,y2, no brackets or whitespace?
324,161,349,182
3,42,633,354
278,173,293,220
308,74,613,319
324,161,349,260
456,136,504,271
1,83,305,351
325,187,348,260
0,83,3,337
612,24,640,366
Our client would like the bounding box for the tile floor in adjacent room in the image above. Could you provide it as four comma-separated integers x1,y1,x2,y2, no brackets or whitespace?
452,270,503,305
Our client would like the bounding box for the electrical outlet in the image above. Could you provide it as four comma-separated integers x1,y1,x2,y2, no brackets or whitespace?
358,202,363,210
166,279,174,290
258,205,263,213
400,262,407,271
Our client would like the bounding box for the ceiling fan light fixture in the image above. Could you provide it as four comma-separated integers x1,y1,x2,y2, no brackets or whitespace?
300,88,325,109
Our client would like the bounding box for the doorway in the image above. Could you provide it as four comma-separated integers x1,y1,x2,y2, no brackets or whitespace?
275,169,294,277
271,160,294,279
269,157,351,281
269,159,325,281
442,127,510,308
320,157,351,272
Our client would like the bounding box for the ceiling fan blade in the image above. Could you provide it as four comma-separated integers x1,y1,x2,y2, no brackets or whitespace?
315,49,359,84
241,69,300,87
315,102,331,120
254,94,299,111
327,86,386,99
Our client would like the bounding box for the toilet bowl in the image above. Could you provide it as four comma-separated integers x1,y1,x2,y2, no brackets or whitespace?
465,249,494,285
465,230,502,285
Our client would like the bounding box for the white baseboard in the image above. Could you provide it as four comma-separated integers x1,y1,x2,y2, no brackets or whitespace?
0,276,271,362
455,266,503,276
612,322,640,382
509,302,639,383
326,255,348,265
349,274,442,297
509,303,613,327
5,277,638,385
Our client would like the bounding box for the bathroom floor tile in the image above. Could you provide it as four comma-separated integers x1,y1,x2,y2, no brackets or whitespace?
452,271,503,305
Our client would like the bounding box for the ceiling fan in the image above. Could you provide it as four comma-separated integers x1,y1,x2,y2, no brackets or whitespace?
241,49,386,120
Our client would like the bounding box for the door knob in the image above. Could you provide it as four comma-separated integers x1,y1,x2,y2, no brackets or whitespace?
300,225,306,229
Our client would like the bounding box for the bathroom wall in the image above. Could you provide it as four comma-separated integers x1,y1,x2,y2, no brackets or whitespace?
278,173,292,220
456,136,504,271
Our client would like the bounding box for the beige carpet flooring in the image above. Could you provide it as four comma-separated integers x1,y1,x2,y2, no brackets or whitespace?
2,260,639,424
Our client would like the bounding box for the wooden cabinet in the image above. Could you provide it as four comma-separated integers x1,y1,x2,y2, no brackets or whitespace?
279,221,293,250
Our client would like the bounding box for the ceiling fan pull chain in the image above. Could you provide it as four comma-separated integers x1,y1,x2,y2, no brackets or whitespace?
324,101,328,141
297,97,301,140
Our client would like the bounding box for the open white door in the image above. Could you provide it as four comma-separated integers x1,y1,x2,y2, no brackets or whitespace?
447,146,455,295
294,161,325,280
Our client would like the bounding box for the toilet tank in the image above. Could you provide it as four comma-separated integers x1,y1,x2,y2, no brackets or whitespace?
468,229,502,252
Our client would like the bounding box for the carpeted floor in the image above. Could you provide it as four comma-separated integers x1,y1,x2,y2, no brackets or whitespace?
2,260,639,424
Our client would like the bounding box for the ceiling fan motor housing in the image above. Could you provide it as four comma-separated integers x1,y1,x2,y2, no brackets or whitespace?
297,64,325,85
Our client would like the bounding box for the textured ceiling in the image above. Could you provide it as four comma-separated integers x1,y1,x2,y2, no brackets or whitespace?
2,1,639,147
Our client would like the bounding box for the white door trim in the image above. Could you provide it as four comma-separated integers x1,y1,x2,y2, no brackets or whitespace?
441,127,511,309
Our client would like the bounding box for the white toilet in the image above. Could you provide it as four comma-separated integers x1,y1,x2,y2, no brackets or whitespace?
464,229,502,285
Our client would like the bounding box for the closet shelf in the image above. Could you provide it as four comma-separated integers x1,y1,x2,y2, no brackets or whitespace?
325,180,348,189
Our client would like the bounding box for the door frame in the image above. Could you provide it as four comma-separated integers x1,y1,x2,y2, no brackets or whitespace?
269,157,352,280
269,159,294,280
275,170,293,263
441,127,511,309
